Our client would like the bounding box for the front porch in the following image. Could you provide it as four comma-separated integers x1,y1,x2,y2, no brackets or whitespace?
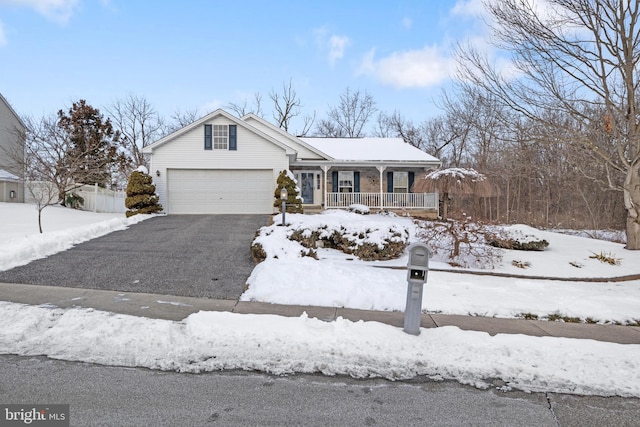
325,191,438,210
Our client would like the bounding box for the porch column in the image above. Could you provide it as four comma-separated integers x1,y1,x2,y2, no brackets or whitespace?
376,166,386,210
321,165,330,209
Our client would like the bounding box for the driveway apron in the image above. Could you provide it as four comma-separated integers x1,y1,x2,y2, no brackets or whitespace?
0,215,270,299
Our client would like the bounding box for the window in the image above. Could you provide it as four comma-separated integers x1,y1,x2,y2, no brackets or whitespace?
213,124,228,149
393,172,409,193
338,171,354,193
204,124,237,150
204,124,212,150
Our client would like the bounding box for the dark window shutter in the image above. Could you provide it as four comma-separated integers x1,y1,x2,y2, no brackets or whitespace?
408,172,415,193
387,171,393,193
204,124,212,150
332,171,338,192
354,171,360,193
229,125,237,150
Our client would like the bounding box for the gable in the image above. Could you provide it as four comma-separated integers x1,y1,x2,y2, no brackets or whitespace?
143,109,296,156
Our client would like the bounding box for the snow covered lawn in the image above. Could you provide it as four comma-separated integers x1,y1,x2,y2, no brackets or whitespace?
1,203,640,397
242,210,640,325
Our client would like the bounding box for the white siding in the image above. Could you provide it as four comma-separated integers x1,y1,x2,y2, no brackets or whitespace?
149,116,288,213
243,116,324,160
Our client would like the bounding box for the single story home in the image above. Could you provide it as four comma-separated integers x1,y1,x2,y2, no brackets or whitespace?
142,109,441,214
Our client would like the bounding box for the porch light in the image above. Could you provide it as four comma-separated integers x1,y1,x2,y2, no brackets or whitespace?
9,190,15,199
280,187,288,226
156,170,160,177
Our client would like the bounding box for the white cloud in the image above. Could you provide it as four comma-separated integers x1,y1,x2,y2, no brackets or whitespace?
314,26,351,66
328,35,350,65
0,21,7,46
358,45,455,89
451,0,487,17
0,0,80,24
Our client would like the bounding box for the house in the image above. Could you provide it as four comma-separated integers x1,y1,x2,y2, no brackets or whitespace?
0,93,26,203
142,109,441,215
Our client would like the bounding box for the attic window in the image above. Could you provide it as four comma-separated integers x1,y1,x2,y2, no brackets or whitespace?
204,124,237,150
213,125,228,149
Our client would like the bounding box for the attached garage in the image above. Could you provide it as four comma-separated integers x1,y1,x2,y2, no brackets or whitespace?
167,169,274,214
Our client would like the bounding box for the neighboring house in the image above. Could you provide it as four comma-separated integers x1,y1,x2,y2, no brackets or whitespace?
0,93,26,203
142,109,441,215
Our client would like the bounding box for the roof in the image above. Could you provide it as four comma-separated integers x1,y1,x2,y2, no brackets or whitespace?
300,137,440,163
0,169,19,181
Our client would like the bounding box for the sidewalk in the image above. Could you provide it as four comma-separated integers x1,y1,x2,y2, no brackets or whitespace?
1,282,639,344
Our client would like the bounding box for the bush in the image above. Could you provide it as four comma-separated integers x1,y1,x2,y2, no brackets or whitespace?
125,168,163,217
486,228,549,251
416,219,503,269
289,225,407,261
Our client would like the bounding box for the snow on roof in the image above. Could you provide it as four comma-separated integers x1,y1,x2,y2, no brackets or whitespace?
0,169,19,181
300,137,439,162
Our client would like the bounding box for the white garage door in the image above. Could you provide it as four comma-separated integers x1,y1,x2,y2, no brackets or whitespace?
167,169,274,214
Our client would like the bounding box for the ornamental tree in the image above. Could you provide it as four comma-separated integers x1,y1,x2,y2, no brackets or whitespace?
273,169,303,213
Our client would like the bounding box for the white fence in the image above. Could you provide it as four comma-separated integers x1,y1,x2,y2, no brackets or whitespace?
76,184,126,214
326,192,438,210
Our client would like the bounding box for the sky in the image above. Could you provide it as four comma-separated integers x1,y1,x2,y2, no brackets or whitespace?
0,0,487,135
1,202,639,396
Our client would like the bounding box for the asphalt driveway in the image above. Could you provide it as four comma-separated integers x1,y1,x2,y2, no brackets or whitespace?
0,215,270,299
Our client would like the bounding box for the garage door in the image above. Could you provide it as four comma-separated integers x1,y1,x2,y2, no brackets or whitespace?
167,169,274,214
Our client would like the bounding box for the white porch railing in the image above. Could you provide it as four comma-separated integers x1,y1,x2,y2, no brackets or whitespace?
325,192,438,210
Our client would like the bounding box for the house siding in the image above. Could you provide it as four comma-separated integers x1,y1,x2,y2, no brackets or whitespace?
243,116,324,160
0,95,26,178
149,116,289,210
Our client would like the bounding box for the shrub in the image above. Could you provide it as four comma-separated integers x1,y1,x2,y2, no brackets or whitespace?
416,218,503,269
125,168,163,217
273,170,303,214
589,251,621,265
486,228,549,251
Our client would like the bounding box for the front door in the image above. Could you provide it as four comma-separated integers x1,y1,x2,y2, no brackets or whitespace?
300,172,314,204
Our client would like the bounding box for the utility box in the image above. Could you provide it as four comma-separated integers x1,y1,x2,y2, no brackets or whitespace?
404,242,431,336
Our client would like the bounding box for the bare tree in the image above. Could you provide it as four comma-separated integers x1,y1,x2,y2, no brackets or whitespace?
457,0,640,249
25,180,58,233
24,115,78,203
167,108,201,134
107,94,164,170
315,87,377,137
226,93,263,118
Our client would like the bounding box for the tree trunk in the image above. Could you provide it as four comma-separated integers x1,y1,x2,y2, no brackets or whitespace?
442,192,449,221
624,163,640,250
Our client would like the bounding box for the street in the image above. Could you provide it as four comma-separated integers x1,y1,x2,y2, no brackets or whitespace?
1,355,638,426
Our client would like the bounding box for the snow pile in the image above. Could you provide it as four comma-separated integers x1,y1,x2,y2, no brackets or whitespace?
1,302,638,397
136,165,149,175
425,167,485,182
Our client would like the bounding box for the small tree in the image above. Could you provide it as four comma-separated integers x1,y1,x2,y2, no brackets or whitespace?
273,170,303,213
125,166,162,217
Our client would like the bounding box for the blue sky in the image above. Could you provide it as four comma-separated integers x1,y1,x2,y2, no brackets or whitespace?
0,0,486,134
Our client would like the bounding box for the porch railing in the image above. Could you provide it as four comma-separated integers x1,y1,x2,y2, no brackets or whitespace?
325,192,438,210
